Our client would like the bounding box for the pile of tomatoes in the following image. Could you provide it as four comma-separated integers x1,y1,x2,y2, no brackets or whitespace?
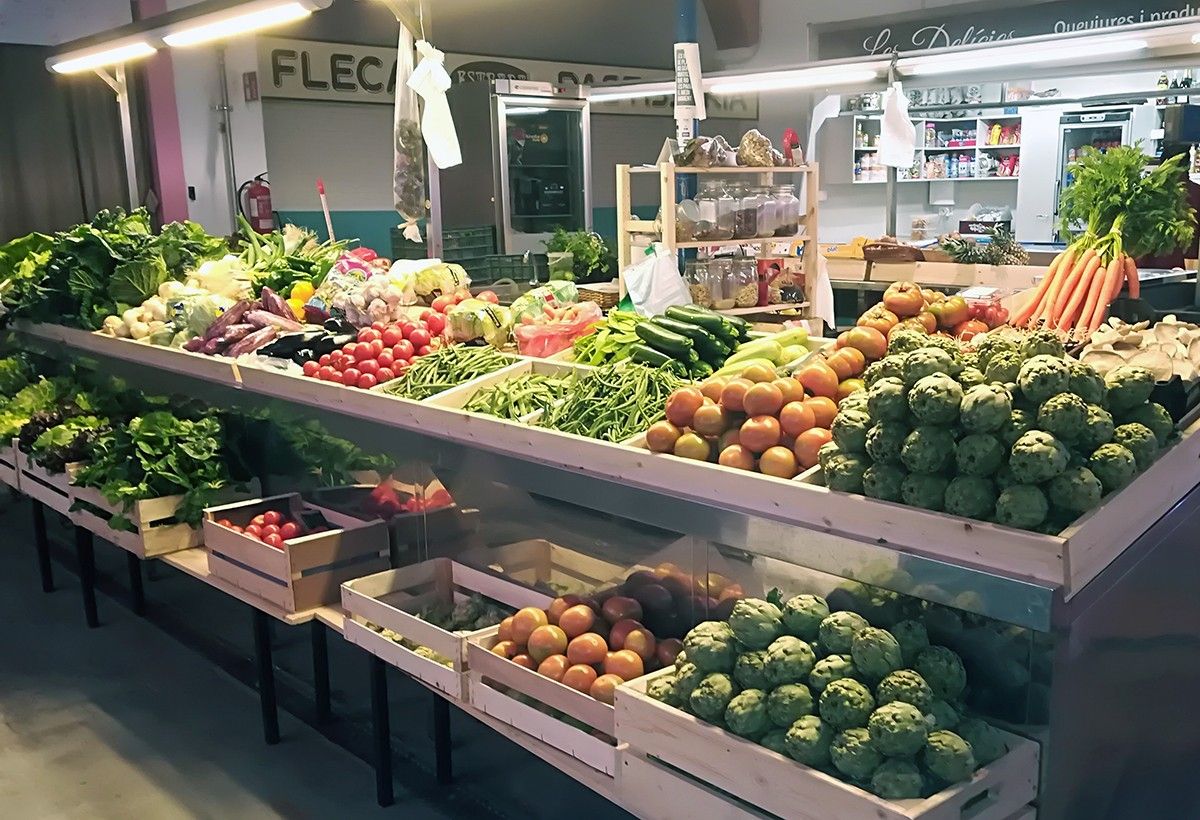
215,510,322,550
300,314,444,390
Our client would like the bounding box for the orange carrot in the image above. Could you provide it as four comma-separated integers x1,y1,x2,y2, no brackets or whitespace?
1108,254,1127,301
1124,255,1140,299
1051,249,1097,327
1031,246,1077,326
1086,257,1125,335
1014,251,1064,326
1079,257,1121,337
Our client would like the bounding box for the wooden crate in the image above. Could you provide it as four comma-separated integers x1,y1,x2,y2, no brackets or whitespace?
71,480,261,559
468,668,618,776
616,669,1040,820
616,748,772,819
204,493,389,613
13,448,79,516
341,558,552,700
423,359,593,413
456,538,629,598
0,439,20,492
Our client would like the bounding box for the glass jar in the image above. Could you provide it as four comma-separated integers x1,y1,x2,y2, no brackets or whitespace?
730,258,758,308
684,260,714,308
694,180,735,240
731,185,758,239
773,184,800,237
753,185,777,238
709,258,735,310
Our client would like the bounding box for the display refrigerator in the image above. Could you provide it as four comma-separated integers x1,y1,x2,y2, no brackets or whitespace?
442,79,592,256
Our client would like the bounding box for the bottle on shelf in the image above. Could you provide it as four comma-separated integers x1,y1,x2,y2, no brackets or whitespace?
773,184,800,237
754,185,777,239
694,180,735,241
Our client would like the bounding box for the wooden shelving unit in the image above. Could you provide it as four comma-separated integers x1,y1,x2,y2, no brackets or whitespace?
614,162,819,314
846,114,1022,184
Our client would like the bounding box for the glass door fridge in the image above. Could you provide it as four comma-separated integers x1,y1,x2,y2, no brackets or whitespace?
1055,110,1132,205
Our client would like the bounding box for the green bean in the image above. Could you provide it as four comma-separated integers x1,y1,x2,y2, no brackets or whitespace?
541,362,685,443
382,345,514,401
464,372,570,419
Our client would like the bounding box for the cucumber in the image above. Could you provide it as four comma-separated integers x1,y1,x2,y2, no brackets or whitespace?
635,323,693,357
630,344,675,369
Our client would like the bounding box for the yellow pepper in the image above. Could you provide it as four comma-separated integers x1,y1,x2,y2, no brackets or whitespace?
290,281,315,301
286,297,306,320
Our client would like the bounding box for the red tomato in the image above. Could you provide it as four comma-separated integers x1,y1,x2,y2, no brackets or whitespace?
302,360,319,376
279,521,301,540
381,327,403,347
317,366,336,381
420,309,436,322
251,514,266,526
417,345,432,357
392,340,415,360
357,328,381,343
424,313,446,336
353,345,374,362
358,359,380,376
376,367,396,382
342,342,358,357
262,524,280,537
376,352,395,369
477,290,499,304
428,489,452,507
431,295,454,313
408,328,431,349
369,338,384,357
341,368,361,386
357,373,378,389
264,533,285,549
263,511,282,525
371,321,387,332
318,354,331,366
453,291,468,304
230,525,244,533
245,524,263,538
398,321,416,338
216,518,233,527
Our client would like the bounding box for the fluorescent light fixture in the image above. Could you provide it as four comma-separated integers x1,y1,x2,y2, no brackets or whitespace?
900,36,1147,76
591,81,674,102
708,67,879,95
506,106,548,115
50,40,157,73
163,1,312,47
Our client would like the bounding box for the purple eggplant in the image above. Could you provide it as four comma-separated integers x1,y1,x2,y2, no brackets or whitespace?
303,304,330,324
202,337,225,355
245,309,303,332
183,337,205,352
203,299,252,341
217,323,256,345
260,287,293,319
226,326,278,356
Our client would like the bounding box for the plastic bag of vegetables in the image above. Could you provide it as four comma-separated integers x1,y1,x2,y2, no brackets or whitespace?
186,254,252,299
509,281,578,324
410,260,470,299
447,299,512,348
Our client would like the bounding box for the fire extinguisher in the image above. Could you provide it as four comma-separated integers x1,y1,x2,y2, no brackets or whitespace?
238,173,275,233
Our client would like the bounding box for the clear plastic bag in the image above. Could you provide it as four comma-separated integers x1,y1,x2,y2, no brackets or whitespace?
393,25,426,243
513,301,603,358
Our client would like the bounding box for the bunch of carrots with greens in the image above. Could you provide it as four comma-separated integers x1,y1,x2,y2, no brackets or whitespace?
1015,144,1195,339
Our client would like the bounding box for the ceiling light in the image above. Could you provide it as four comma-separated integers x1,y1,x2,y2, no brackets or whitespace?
591,81,674,102
900,36,1147,76
50,41,157,73
707,68,879,94
506,106,548,115
163,1,312,47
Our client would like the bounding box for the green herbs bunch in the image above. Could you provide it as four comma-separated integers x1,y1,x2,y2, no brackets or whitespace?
543,228,613,281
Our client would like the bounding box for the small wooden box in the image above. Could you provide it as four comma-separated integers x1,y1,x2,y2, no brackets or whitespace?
342,558,551,700
13,448,79,516
204,493,389,613
616,669,1040,820
0,438,20,492
71,480,260,559
456,538,628,597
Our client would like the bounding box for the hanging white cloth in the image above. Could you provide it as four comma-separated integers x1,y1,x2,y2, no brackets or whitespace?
879,82,917,169
407,40,462,170
810,253,836,332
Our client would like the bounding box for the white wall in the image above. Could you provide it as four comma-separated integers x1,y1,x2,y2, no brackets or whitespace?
0,0,130,44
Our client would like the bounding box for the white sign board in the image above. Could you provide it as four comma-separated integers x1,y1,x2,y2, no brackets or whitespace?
256,37,757,120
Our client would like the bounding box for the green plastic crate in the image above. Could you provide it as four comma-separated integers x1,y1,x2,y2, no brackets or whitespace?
390,225,495,263
462,253,550,285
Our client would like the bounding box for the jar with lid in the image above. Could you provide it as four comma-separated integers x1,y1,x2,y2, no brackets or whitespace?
684,260,713,307
694,180,735,240
773,184,800,237
753,185,778,238
731,185,758,239
708,258,734,309
730,257,758,308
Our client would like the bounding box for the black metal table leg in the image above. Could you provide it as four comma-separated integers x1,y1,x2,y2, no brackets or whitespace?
433,692,453,785
370,655,394,807
74,525,98,628
126,552,145,616
31,499,53,593
312,621,331,724
252,608,280,745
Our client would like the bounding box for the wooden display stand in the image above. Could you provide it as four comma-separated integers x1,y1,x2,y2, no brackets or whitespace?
614,162,819,312
0,439,20,492
13,449,79,516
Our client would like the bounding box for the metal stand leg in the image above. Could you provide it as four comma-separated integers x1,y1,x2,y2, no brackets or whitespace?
433,692,453,785
312,621,331,724
74,525,98,628
370,655,394,807
126,552,145,616
252,608,279,745
31,500,53,593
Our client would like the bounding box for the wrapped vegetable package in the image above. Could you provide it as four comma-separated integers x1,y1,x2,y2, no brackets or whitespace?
513,300,602,358
509,281,579,324
447,300,512,348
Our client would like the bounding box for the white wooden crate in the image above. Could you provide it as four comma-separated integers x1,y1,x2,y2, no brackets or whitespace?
457,538,629,597
13,448,79,516
616,747,773,819
204,493,389,613
71,480,260,559
468,670,618,776
0,438,19,492
423,358,593,414
615,669,1040,820
341,559,552,700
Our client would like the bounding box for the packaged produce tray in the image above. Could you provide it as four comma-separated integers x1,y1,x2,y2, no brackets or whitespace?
423,359,592,416
204,493,388,613
0,439,20,492
13,448,81,516
615,669,1040,820
72,479,261,559
342,558,552,700
456,538,628,598
303,483,474,548
467,627,619,775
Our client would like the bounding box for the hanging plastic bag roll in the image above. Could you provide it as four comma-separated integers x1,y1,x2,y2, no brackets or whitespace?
623,244,692,316
392,24,426,243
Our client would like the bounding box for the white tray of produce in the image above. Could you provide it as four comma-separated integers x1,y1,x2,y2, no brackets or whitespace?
342,558,552,700
615,669,1040,820
13,448,81,516
422,358,592,414
456,539,628,598
0,438,20,492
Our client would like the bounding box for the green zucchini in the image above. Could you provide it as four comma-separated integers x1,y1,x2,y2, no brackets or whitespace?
635,322,693,357
650,316,717,346
629,343,675,369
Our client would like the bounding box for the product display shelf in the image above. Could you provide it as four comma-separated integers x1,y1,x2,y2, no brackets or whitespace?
616,670,1040,820
0,439,19,491
12,448,79,516
20,319,1200,620
846,114,1022,185
614,162,819,310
